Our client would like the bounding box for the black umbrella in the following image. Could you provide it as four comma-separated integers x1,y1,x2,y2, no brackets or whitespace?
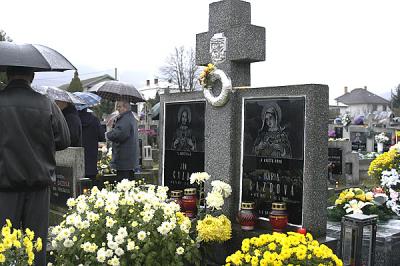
89,81,145,103
0,42,76,72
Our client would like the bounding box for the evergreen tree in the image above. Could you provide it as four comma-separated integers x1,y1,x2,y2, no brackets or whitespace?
67,71,83,92
391,84,400,109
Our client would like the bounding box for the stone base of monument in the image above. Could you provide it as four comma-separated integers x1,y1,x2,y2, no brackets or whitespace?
327,219,400,266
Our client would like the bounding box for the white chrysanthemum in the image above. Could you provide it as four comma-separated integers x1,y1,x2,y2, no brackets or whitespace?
66,198,76,208
176,246,184,255
190,172,210,184
131,221,138,227
114,235,125,245
126,240,135,251
137,231,147,241
97,248,107,263
94,198,105,208
180,220,191,234
105,203,118,215
381,169,400,188
107,241,118,250
211,180,232,198
87,211,100,222
76,201,88,214
108,256,120,266
63,238,74,248
206,190,224,210
142,210,155,223
116,179,134,192
105,249,113,258
106,217,116,228
117,227,128,238
115,247,124,257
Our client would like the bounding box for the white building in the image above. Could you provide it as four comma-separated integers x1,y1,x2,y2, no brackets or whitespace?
334,86,390,117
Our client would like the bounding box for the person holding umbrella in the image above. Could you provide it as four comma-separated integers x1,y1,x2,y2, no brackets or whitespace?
56,100,82,147
105,100,139,182
74,92,105,186
89,80,145,183
0,42,75,265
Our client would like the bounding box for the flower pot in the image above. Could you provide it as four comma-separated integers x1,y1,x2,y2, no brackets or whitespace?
269,202,288,232
238,202,258,231
182,188,197,218
201,242,229,266
377,142,384,153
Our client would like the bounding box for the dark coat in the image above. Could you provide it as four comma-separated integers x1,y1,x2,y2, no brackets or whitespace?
106,111,139,171
0,79,70,191
78,109,105,177
62,104,82,147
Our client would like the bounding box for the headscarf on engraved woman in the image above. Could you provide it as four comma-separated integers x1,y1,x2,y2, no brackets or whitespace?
253,102,292,158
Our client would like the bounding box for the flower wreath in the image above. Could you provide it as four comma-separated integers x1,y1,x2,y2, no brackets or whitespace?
199,64,232,107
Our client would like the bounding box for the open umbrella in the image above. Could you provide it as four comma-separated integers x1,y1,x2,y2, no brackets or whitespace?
150,102,160,120
0,42,76,72
89,81,145,103
73,91,102,110
33,86,85,104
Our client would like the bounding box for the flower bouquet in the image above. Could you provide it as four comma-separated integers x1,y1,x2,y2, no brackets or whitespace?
379,169,400,216
0,219,42,265
225,232,343,266
368,147,400,182
341,113,351,127
199,64,215,88
50,180,201,265
189,172,233,264
97,146,115,176
327,187,393,222
375,132,389,144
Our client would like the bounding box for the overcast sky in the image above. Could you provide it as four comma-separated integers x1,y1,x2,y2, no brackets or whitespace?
2,0,400,101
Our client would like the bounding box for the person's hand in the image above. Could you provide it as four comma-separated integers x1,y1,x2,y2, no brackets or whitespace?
105,132,109,141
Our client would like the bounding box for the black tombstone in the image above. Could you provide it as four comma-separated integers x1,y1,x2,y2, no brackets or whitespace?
50,166,74,208
241,97,305,225
350,131,367,151
163,102,205,191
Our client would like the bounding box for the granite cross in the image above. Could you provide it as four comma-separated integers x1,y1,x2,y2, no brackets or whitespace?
196,0,266,87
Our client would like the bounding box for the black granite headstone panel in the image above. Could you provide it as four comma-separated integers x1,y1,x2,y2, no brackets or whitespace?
241,97,305,225
163,102,205,191
351,131,367,151
50,166,74,208
328,148,342,175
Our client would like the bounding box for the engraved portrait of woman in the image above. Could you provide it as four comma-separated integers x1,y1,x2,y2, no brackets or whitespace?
253,102,292,158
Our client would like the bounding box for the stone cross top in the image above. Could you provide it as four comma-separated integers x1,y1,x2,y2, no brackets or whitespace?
196,0,265,87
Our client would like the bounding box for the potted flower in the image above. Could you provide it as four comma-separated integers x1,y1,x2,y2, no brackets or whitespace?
50,180,201,265
327,187,393,222
375,132,389,153
0,219,43,265
379,169,400,216
189,172,233,265
225,232,343,266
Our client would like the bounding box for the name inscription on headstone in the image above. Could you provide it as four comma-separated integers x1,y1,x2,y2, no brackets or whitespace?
50,166,74,208
163,102,205,191
241,97,305,225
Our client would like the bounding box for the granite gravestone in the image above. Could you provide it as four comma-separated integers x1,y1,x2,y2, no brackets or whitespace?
162,102,205,191
242,97,305,225
350,131,367,151
159,0,328,237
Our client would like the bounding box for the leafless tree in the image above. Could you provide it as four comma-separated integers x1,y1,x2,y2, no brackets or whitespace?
160,46,201,92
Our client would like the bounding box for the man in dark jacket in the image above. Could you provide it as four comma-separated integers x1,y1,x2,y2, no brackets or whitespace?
78,108,105,186
0,66,71,265
106,100,139,182
56,101,82,147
